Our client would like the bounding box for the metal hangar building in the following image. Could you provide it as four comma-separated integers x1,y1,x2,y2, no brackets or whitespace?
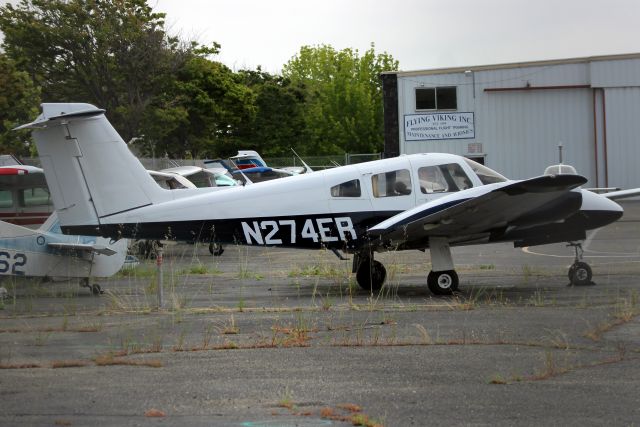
381,53,640,189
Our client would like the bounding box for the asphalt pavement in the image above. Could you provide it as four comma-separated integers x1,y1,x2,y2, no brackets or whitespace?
1,202,639,426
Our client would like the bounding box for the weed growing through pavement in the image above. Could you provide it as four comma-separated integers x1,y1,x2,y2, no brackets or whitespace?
583,289,640,341
221,315,240,335
414,324,433,344
94,353,162,368
180,263,209,275
34,331,51,346
529,289,545,307
277,386,295,410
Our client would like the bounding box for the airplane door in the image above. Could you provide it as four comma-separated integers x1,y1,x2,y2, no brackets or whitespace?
364,157,415,218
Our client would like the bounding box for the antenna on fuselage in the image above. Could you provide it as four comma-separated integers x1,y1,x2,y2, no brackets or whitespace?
290,148,313,173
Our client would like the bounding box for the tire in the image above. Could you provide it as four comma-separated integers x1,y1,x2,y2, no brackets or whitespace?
209,243,224,256
569,262,592,286
427,270,459,295
356,259,386,292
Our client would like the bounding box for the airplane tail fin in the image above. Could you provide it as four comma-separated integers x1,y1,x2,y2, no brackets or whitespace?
18,103,166,227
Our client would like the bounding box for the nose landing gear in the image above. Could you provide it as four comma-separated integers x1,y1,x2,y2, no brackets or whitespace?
567,242,593,286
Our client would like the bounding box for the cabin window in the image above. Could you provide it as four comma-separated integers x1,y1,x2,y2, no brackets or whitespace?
416,86,457,110
0,190,12,208
418,164,472,193
19,187,52,207
371,169,412,198
331,179,361,197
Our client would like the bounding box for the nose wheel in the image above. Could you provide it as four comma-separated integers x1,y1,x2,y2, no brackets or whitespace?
567,242,594,286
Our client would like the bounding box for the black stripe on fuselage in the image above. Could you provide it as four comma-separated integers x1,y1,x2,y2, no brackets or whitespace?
62,211,401,251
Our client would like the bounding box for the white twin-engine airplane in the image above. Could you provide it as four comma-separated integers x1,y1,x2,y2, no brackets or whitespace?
19,103,628,295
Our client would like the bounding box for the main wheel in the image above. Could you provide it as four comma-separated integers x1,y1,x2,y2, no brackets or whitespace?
427,270,459,295
569,262,592,286
356,259,386,292
209,242,224,256
91,284,103,295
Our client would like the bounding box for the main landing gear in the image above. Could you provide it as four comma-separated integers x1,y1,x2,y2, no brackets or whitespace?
354,253,386,292
427,270,459,295
353,237,460,296
209,242,224,256
80,278,103,295
567,242,593,286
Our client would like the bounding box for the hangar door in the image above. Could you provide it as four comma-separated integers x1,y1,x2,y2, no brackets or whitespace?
483,88,595,185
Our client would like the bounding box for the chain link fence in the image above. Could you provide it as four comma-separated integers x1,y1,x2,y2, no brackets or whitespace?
21,153,382,170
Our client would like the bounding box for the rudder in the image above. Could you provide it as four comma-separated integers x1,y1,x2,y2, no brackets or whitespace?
20,103,167,228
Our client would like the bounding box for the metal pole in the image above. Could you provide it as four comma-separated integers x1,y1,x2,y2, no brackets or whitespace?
156,245,164,309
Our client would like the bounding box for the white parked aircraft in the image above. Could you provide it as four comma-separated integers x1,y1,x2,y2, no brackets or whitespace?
19,103,630,294
0,212,127,294
0,164,127,294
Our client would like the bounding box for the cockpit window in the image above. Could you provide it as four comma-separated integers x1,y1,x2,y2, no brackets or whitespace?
331,179,361,197
372,169,412,198
418,163,472,193
418,166,449,193
464,158,507,184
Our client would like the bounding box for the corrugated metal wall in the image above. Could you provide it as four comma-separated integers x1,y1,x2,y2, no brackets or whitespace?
395,55,640,188
603,87,640,189
479,88,594,182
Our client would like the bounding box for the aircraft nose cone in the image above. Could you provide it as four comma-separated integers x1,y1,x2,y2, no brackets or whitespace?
579,190,624,229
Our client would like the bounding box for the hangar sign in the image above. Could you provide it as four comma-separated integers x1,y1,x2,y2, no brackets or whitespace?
404,112,475,141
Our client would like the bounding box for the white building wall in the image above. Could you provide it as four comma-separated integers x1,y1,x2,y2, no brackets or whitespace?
591,58,640,87
394,54,640,188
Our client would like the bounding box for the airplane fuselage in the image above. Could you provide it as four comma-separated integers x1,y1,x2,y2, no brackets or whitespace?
61,154,622,253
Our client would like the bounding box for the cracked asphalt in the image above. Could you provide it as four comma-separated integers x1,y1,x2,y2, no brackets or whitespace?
1,202,639,426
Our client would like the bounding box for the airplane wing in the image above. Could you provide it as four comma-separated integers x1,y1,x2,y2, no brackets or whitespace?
47,242,118,256
368,175,587,244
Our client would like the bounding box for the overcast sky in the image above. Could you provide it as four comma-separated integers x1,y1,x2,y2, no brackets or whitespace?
151,0,640,73
1,0,639,73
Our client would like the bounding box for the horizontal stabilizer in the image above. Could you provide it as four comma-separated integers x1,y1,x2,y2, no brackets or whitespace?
14,104,105,130
600,188,640,200
47,242,118,256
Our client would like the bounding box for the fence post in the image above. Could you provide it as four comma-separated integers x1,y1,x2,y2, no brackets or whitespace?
156,245,164,309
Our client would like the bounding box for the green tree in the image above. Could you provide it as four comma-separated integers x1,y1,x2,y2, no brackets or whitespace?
283,44,398,155
236,68,309,157
144,56,256,159
0,0,190,141
0,54,41,157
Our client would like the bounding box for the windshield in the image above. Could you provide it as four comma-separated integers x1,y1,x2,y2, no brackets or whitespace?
214,173,238,187
464,158,508,185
